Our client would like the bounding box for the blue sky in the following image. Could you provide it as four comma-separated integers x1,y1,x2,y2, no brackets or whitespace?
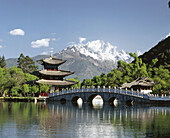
0,0,170,58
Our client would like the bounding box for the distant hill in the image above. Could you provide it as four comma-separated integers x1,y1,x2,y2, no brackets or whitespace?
6,40,137,81
6,55,49,69
6,58,18,68
139,36,170,70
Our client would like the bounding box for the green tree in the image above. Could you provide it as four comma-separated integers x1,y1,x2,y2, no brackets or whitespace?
92,75,102,86
30,85,39,97
22,84,30,97
39,83,51,93
0,56,6,68
24,73,39,82
100,73,107,86
80,52,170,94
0,67,5,96
5,66,25,97
17,53,38,73
17,53,25,69
11,86,20,96
68,77,81,88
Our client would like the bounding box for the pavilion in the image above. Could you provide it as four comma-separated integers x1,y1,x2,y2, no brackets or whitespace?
121,77,155,94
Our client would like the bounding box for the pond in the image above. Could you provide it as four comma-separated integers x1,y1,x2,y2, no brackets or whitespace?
0,101,170,138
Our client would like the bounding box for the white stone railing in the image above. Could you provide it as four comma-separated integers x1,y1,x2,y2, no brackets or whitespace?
49,86,153,99
147,94,170,101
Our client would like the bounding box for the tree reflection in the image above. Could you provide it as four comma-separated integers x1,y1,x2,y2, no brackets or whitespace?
0,102,170,137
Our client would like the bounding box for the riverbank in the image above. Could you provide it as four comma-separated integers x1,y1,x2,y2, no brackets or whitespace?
0,97,36,102
0,96,49,102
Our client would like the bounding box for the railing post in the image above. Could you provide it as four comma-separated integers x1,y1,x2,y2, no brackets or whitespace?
114,87,116,93
125,88,127,94
82,86,83,92
72,87,73,93
77,87,78,92
109,86,111,92
137,89,139,97
119,87,121,93
131,88,133,95
66,88,68,93
92,86,95,92
98,86,100,92
87,86,89,92
103,86,105,92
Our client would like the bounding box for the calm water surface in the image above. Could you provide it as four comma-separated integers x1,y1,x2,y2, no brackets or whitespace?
0,101,170,138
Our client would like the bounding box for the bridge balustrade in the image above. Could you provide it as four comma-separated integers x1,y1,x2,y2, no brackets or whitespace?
48,86,170,102
49,86,150,99
49,86,170,100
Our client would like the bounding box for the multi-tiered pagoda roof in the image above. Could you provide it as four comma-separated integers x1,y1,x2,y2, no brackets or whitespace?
37,58,66,65
36,53,77,89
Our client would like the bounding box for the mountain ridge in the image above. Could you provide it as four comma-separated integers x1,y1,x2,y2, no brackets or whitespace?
6,40,140,81
139,36,170,70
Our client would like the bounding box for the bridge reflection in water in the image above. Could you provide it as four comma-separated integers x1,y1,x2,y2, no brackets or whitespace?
1,102,170,137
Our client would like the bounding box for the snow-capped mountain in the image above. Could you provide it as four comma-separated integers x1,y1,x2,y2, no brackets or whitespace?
6,40,141,81
61,40,140,63
55,40,141,81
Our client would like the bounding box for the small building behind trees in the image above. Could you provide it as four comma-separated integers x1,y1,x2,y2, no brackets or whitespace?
121,77,155,94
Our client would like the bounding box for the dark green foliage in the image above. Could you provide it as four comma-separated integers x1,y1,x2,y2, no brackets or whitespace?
17,53,38,73
68,77,81,88
0,66,40,97
169,1,170,8
39,83,51,93
0,56,6,68
139,37,170,71
81,53,170,94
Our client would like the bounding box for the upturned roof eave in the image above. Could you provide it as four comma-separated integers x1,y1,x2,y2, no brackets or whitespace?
36,79,77,86
121,77,155,89
39,70,74,76
36,58,66,65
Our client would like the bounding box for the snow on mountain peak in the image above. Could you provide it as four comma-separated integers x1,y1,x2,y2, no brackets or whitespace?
65,40,140,63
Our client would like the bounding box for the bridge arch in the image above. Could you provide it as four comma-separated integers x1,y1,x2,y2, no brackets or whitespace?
60,98,66,104
126,100,134,106
71,96,83,103
108,97,119,105
87,94,104,103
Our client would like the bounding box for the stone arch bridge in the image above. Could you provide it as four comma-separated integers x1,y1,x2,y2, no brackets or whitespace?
48,87,153,104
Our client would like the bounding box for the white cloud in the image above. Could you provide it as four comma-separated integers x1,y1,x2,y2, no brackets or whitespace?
31,38,50,48
52,38,56,41
51,37,60,41
166,33,170,38
9,29,25,36
0,39,3,42
50,48,54,50
0,45,3,48
40,51,48,55
79,37,86,43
